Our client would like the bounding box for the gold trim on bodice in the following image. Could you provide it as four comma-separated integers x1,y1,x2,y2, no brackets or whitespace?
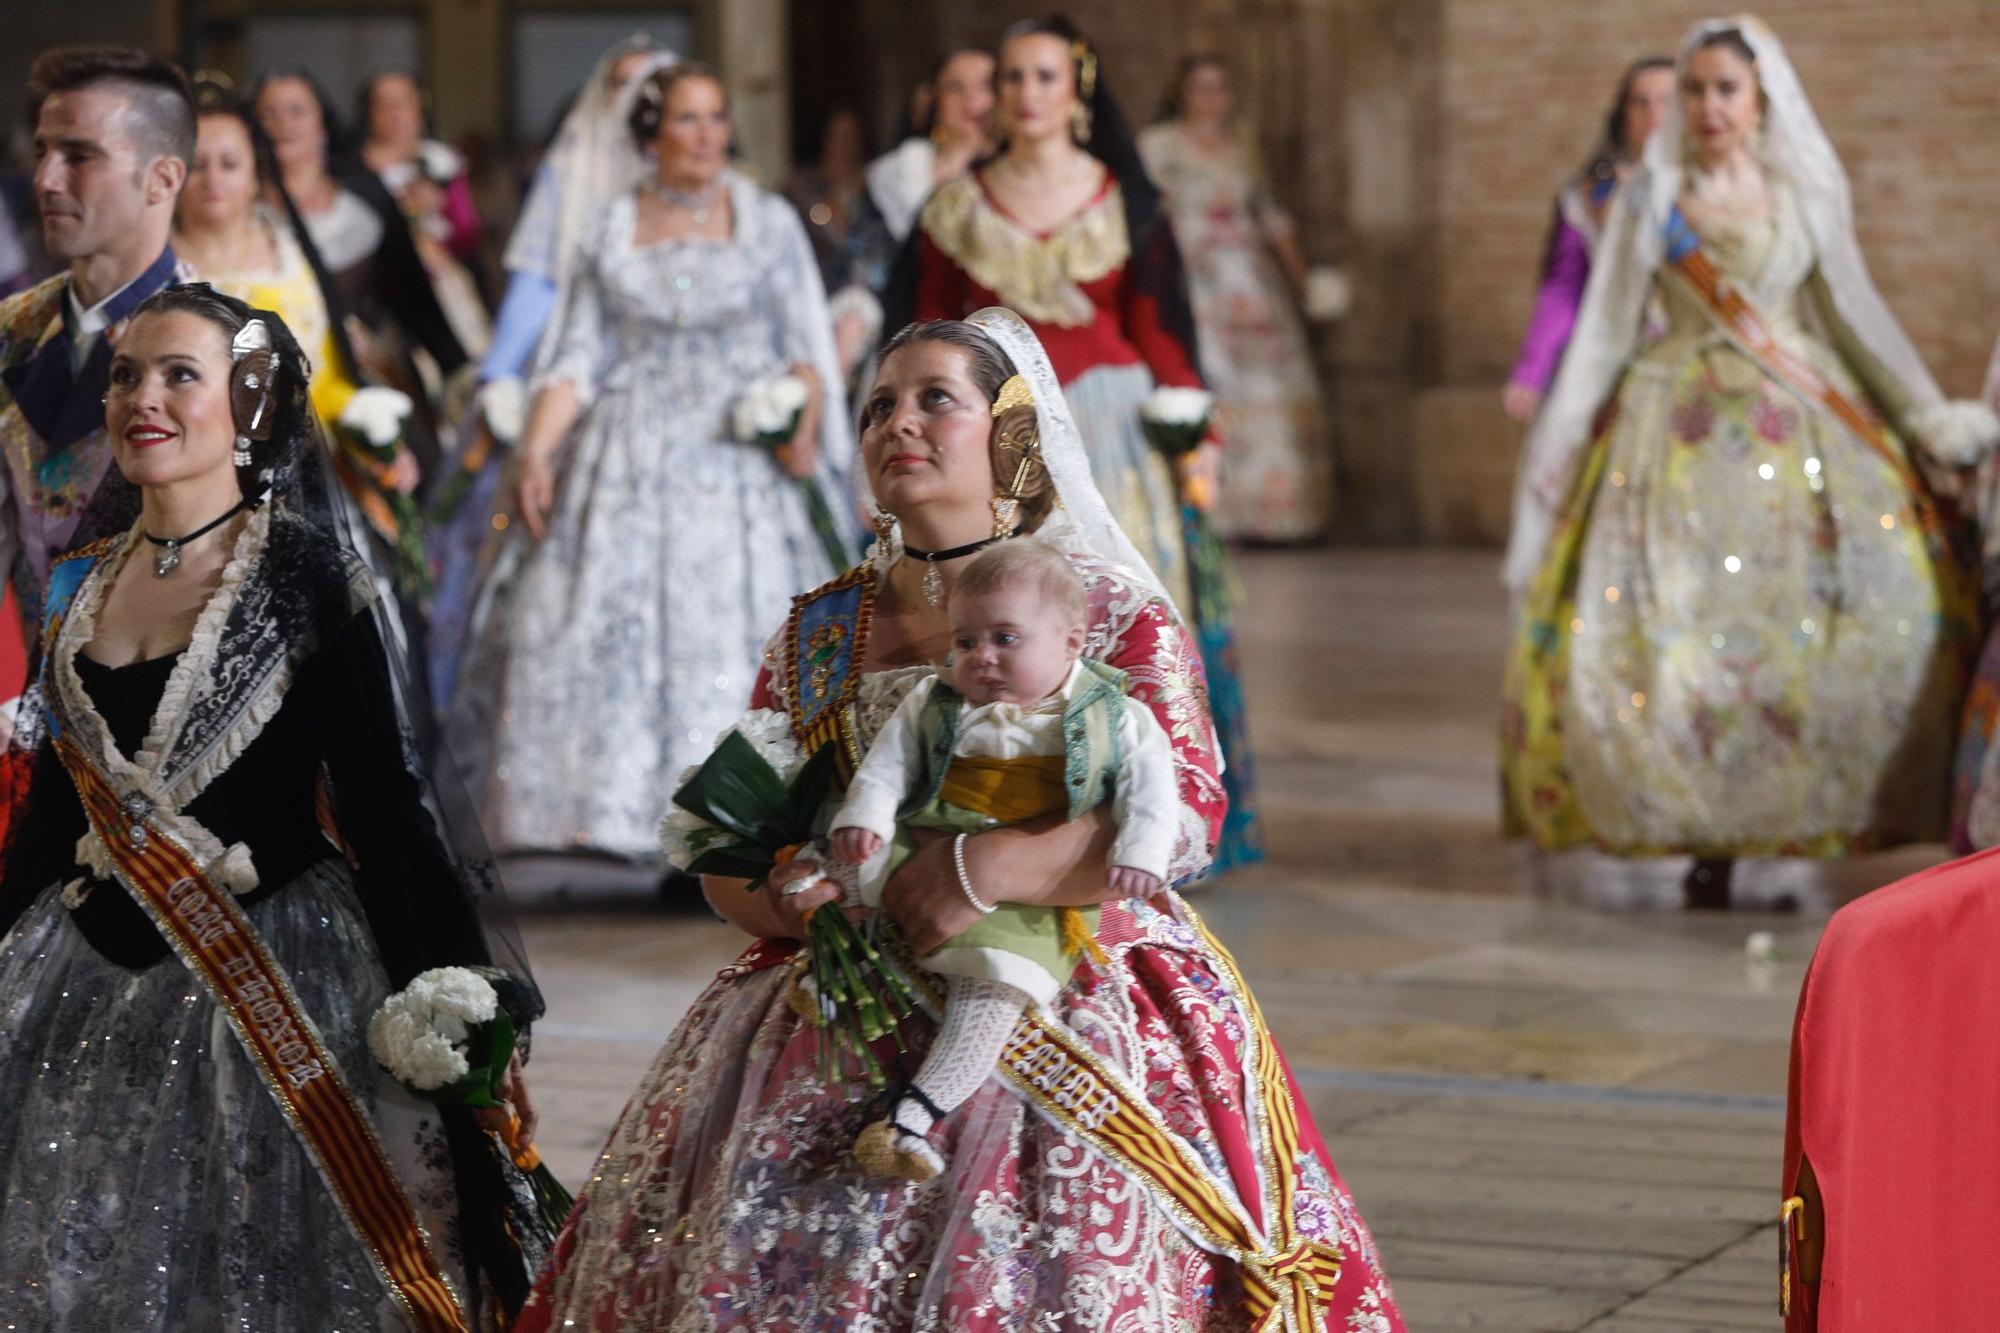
919,173,1130,329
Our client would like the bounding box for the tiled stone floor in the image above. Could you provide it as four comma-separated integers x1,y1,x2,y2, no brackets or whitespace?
513,547,1943,1331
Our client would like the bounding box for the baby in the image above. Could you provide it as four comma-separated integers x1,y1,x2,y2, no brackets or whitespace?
830,538,1179,1181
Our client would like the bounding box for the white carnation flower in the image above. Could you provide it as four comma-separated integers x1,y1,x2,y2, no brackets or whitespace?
339,385,414,447
729,706,804,777
478,376,527,443
659,803,712,868
400,1029,472,1090
416,966,499,1026
418,139,463,183
1140,386,1214,426
732,374,810,442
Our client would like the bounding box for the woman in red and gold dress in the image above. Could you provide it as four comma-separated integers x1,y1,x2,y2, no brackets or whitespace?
516,310,1401,1332
890,16,1263,869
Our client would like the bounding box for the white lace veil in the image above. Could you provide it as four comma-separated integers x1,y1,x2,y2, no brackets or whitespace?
867,307,1181,620
1503,14,1955,590
502,40,677,286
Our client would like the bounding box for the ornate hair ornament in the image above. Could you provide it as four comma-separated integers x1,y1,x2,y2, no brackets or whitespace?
989,374,1041,537
1071,40,1098,102
229,318,280,464
990,374,1035,418
1068,39,1099,143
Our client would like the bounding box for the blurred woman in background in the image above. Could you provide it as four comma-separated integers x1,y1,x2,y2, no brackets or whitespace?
359,69,492,361
893,16,1265,871
447,62,856,872
1142,53,1331,542
1501,55,1675,426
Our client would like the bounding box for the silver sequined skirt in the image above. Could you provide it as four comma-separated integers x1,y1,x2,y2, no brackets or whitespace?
0,859,471,1331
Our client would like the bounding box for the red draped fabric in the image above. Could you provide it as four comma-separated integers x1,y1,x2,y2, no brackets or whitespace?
1782,848,2000,1330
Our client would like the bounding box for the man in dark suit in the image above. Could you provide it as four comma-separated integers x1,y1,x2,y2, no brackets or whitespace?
0,46,195,640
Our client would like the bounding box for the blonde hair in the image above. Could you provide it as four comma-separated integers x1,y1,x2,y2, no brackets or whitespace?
950,538,1086,628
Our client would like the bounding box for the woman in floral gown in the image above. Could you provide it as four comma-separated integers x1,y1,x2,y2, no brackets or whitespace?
516,309,1401,1332
1501,18,1996,907
1141,55,1330,542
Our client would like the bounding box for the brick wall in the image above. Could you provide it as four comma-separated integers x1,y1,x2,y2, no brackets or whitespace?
885,0,2000,543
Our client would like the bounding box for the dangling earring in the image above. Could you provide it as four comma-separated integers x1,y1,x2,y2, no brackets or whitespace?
1070,102,1092,145
232,435,253,467
870,506,900,575
991,494,1020,538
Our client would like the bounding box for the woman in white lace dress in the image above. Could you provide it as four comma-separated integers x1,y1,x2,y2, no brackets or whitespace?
448,62,856,864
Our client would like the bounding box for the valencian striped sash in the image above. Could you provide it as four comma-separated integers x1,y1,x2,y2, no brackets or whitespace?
991,905,1342,1331
52,733,471,1333
1664,208,1939,538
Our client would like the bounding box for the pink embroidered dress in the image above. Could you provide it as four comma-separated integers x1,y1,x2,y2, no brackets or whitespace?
519,557,1397,1332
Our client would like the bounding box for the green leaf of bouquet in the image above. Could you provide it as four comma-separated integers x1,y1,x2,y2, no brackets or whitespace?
672,730,791,840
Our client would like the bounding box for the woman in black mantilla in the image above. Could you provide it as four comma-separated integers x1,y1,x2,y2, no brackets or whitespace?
0,285,548,1328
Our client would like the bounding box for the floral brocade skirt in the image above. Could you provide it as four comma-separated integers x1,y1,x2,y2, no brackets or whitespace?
1502,340,1975,855
0,861,475,1330
517,893,1402,1333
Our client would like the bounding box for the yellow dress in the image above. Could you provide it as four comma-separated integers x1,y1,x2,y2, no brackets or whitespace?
201,210,413,561
200,209,358,428
1501,184,1975,856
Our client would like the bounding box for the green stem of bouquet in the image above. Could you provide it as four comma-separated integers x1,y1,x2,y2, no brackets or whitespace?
799,477,856,573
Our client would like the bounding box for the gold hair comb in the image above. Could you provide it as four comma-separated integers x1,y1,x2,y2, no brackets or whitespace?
990,374,1034,418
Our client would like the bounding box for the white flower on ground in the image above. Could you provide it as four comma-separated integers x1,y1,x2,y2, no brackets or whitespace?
732,374,811,442
339,385,414,447
1140,386,1214,426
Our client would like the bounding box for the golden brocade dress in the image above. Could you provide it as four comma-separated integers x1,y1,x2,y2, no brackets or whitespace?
1502,183,1975,855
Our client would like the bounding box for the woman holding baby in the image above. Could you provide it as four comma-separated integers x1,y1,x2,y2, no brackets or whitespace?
516,309,1403,1332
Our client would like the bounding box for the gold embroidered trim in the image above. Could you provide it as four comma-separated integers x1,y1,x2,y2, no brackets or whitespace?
920,173,1129,329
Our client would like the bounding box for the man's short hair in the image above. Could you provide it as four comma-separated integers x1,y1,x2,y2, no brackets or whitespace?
30,46,197,173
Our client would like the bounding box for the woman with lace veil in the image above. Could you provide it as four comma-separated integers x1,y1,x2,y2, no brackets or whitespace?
1501,16,1998,909
445,61,857,871
516,308,1402,1333
890,15,1264,872
424,38,675,707
0,286,552,1327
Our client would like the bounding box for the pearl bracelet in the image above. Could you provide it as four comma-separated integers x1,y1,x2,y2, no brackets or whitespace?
951,833,995,914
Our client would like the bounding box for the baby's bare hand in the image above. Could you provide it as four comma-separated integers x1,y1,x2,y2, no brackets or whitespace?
1107,866,1163,898
830,827,882,864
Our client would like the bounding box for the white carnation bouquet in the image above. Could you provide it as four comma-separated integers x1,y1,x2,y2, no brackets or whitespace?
732,373,812,448
661,709,916,1087
728,374,854,571
368,966,572,1227
1140,385,1216,458
330,385,429,600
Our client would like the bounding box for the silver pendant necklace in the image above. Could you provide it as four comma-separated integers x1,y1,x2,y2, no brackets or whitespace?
902,534,1010,607
142,498,248,578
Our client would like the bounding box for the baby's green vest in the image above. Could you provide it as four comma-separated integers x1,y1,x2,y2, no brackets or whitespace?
899,661,1130,823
